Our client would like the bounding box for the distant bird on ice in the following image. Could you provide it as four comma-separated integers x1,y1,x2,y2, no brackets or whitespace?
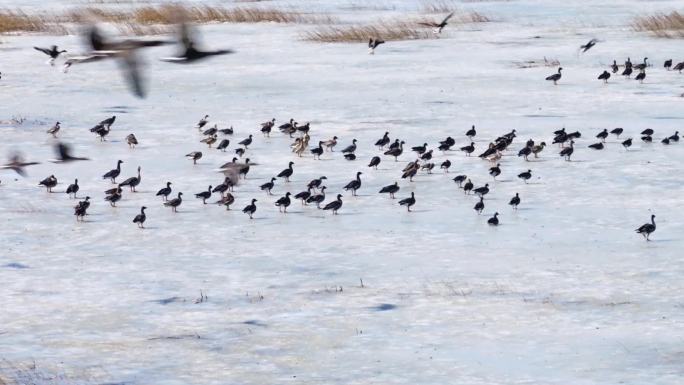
546,67,562,85
598,70,610,83
368,38,385,54
635,214,656,241
418,12,455,34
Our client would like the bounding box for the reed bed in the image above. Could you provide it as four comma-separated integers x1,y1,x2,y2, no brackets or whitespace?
632,11,684,38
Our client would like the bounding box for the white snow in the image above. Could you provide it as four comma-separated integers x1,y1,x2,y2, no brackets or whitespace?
1,1,684,384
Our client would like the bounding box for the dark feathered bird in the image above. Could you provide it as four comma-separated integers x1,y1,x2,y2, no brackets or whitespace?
105,187,122,207
34,45,67,65
596,129,608,142
132,206,147,228
611,60,618,73
488,212,499,226
341,139,358,154
398,192,416,212
473,183,489,197
588,142,604,150
195,185,212,204
277,161,294,182
294,188,312,205
452,175,467,187
307,176,327,191
466,125,476,138
474,197,484,214
635,70,646,83
39,175,57,192
489,163,501,179
344,172,362,196
509,193,520,209
379,182,400,199
66,179,79,198
119,166,141,192
598,70,610,83
344,153,356,161
440,159,451,172
156,182,172,201
580,38,597,53
622,138,632,150
664,59,672,70
260,177,276,195
610,127,623,138
375,132,390,148
186,151,202,164
641,128,654,136
368,38,385,54
307,186,327,208
560,140,574,161
322,194,343,214
164,192,183,212
160,23,234,64
243,199,257,219
546,67,562,85
518,170,532,183
238,134,253,148
412,143,428,155
460,142,475,156
635,214,656,240
368,156,381,169
463,179,474,194
384,141,405,161
275,192,292,213
217,139,230,152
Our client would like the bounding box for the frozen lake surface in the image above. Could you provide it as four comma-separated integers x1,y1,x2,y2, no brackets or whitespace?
1,1,684,384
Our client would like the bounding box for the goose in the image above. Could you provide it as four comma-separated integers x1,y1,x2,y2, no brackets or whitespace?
119,166,141,192
39,175,57,192
661,137,670,145
260,177,276,195
488,212,499,226
219,126,234,135
466,125,476,138
243,199,257,219
375,132,390,148
567,131,582,139
440,136,456,147
307,176,327,191
463,179,474,194
344,171,362,196
217,139,230,151
34,45,67,65
323,136,338,151
460,142,475,156
622,66,633,78
307,186,327,208
277,161,295,182
559,140,574,161
212,177,234,197
389,139,401,150
622,138,633,150
202,125,218,136
474,197,484,214
294,188,313,205
402,161,419,182
46,122,61,138
235,148,245,158
311,141,324,159
132,206,147,228
164,192,183,212
75,196,91,212
126,133,138,148
489,163,501,179
610,127,623,138
509,193,520,209
580,38,597,52
261,119,275,137
323,194,343,214
195,185,212,204
596,129,608,142
635,70,646,83
418,12,455,34
52,142,89,162
554,127,566,136
185,151,202,164
440,159,451,172
156,182,172,201
532,142,546,158
398,192,416,212
478,144,497,159
421,163,435,174
598,70,610,83
341,139,358,154
66,179,79,198
105,187,122,207
546,67,562,85
201,134,217,148
412,143,428,155
368,38,385,54
160,23,234,64
275,192,292,213
635,214,656,240
625,57,632,69
670,131,680,142
92,125,110,141
297,122,310,136
611,60,618,73
438,141,453,152
344,153,356,161
384,140,405,161
74,201,88,222
1,153,40,175
642,135,653,143
217,193,235,210
674,61,684,73
473,183,489,197
518,146,532,160
105,185,121,195
279,119,294,131
420,150,433,161
664,59,672,70
379,182,400,199
634,57,648,71
368,156,381,169
518,170,532,183
588,142,604,150
238,134,253,148
553,132,569,146
452,174,467,187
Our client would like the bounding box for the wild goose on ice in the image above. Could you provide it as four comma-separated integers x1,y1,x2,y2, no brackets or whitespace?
518,146,532,160
213,177,234,197
402,160,420,182
323,194,343,214
219,126,234,135
388,139,401,150
368,156,381,169
238,134,253,149
598,70,610,83
625,57,633,70
235,148,245,158
344,172,363,196
674,61,684,73
532,142,546,158
635,70,646,83
368,38,384,54
160,23,234,64
509,193,520,209
217,193,235,210
588,142,604,150
567,131,582,140
418,12,455,34
642,135,653,143
635,214,656,240
196,115,209,130
217,138,230,151
279,119,294,132
473,183,489,197
489,163,501,179
664,59,672,70
661,136,670,145
126,133,138,148
611,60,618,73
412,143,428,155
384,141,405,161
34,45,67,66
641,128,654,136
421,162,435,174
517,170,531,183
294,188,313,205
488,212,500,226
375,132,390,148
546,67,562,85
463,179,474,194
243,199,257,219
275,192,292,213
440,159,451,172
277,161,295,182
466,125,476,139
622,66,633,78
307,176,327,191
379,182,400,199
186,151,202,164
76,196,91,211
311,141,324,159
297,122,310,136
323,136,338,151
66,179,79,198
119,166,141,192
668,131,680,142
201,124,218,136
47,122,61,138
91,124,110,141
596,128,608,142
105,185,121,195
460,142,475,156
260,118,275,136
164,192,183,212
195,185,212,204
39,175,57,192
344,153,356,161
398,192,416,212
105,187,122,207
156,182,172,201
341,139,358,154
474,197,484,214
452,174,467,187
132,206,147,228
74,199,88,221
610,127,623,138
307,186,327,208
634,57,648,71
560,140,574,161
420,150,433,161
622,138,633,150
260,177,276,195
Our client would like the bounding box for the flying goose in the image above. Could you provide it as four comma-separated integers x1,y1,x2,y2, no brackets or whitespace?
418,12,455,34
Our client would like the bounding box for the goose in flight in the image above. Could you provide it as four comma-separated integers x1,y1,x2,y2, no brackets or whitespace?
34,45,67,66
160,23,234,63
0,153,40,176
418,12,455,34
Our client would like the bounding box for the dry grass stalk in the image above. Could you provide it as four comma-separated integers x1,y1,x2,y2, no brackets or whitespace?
0,10,68,34
304,20,434,43
632,11,684,38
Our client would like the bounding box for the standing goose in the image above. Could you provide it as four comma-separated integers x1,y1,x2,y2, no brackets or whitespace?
201,134,217,148
39,175,57,192
379,182,400,199
119,166,141,192
545,67,562,85
202,124,218,136
66,179,79,198
473,183,489,197
212,177,234,197
311,141,324,159
596,128,608,142
375,132,390,148
420,150,433,161
217,138,230,152
389,139,401,150
260,177,277,195
344,171,362,196
74,199,88,221
341,139,358,154
611,60,618,73
559,140,574,161
307,176,327,191
277,161,295,182
474,197,484,214
674,61,684,73
235,147,246,158
196,115,209,130
452,174,467,187
669,131,680,142
488,212,500,226
323,194,343,214
368,38,385,54
412,143,428,155
460,142,475,156
462,179,474,194
384,140,405,161
489,163,501,179
126,133,138,148
622,66,633,78
156,182,172,201
662,137,671,145
518,146,532,160
368,156,381,169
217,193,235,210
307,186,327,208
261,118,275,137
186,151,202,164
532,142,546,158
664,59,672,70
323,136,338,151
440,159,451,172
598,70,610,83
622,138,633,150
275,192,292,213
634,57,648,71
47,122,61,138
466,125,476,139
105,187,122,207
610,127,623,138
294,188,313,205
195,185,212,204
243,198,257,219
635,214,656,241
238,134,253,149
588,142,604,150
219,126,234,135
642,135,653,143
518,170,532,183
635,69,646,83
398,192,416,212
103,160,124,183
509,193,520,209
132,206,147,228
164,192,183,212
641,128,654,136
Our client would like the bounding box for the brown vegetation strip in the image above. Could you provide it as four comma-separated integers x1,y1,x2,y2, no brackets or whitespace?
632,11,684,38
